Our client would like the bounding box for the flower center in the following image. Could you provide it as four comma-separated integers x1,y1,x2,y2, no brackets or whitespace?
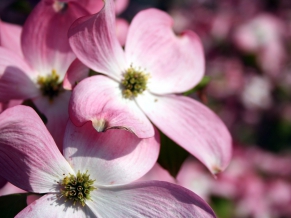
37,70,63,101
60,171,96,207
121,67,149,99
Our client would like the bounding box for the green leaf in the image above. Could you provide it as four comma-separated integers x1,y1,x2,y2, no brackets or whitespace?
157,131,189,178
210,196,234,218
11,0,32,14
183,76,211,96
88,69,101,77
0,193,28,217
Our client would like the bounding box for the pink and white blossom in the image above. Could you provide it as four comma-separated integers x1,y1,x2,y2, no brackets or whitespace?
67,0,232,174
0,105,215,218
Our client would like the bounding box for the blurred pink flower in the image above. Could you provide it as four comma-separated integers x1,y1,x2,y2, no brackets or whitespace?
176,146,291,218
0,105,215,218
233,14,286,77
247,147,291,177
177,156,213,201
241,75,273,110
207,58,245,99
67,0,232,174
233,14,284,52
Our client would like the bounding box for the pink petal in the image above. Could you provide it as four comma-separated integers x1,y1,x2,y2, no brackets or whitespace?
0,105,74,193
136,92,232,174
64,120,160,185
69,75,154,138
0,100,23,113
26,194,41,205
177,156,213,201
138,163,176,183
21,1,89,78
68,0,126,81
75,0,104,14
33,91,71,151
116,18,129,46
0,20,23,56
125,9,205,94
115,0,129,15
63,58,89,90
0,47,39,101
16,194,95,218
86,181,216,217
0,182,26,196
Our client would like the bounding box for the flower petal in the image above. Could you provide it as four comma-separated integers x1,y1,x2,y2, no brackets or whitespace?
16,194,95,218
125,8,205,94
86,181,216,218
0,47,39,102
64,120,160,185
116,18,129,46
68,0,126,81
21,1,89,78
0,105,74,193
0,20,23,56
75,0,104,14
138,163,176,183
136,92,232,174
33,91,71,151
63,58,90,90
69,75,154,138
115,0,129,15
26,194,41,205
0,182,26,196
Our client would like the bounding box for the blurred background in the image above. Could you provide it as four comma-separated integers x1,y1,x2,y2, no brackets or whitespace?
1,0,291,217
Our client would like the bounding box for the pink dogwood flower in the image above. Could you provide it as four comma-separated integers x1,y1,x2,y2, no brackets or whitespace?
67,0,232,174
0,105,215,218
0,0,90,149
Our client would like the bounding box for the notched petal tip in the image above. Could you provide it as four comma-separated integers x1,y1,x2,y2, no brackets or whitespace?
211,165,223,178
92,119,107,132
92,118,137,136
106,126,136,136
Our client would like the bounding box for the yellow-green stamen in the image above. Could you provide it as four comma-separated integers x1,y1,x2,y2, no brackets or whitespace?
60,171,96,207
121,66,149,99
37,70,63,101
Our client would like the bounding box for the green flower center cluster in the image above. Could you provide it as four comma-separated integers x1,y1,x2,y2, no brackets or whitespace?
60,171,96,207
37,70,63,101
121,67,149,99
